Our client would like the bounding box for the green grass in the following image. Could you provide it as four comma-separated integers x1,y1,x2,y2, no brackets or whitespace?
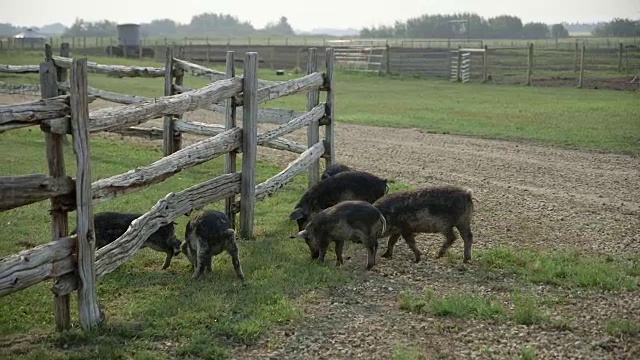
1,52,639,155
392,344,431,360
512,291,548,326
399,288,506,320
520,346,537,360
1,128,395,358
604,319,640,338
479,247,640,291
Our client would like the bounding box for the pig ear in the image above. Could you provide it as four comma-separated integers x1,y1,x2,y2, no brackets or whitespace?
295,230,309,239
289,208,305,221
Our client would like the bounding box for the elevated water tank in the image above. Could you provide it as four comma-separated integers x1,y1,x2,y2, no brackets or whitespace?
117,23,140,47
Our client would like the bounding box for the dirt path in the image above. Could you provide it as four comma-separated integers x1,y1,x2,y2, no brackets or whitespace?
2,94,639,359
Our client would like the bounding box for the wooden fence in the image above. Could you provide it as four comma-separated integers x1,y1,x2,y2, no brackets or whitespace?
0,43,336,332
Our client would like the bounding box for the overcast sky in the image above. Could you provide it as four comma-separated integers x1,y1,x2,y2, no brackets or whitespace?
2,0,639,30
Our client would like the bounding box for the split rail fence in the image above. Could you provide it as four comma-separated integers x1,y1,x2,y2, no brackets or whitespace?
0,43,336,332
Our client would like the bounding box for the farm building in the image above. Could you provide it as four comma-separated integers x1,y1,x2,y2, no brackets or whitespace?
13,28,46,46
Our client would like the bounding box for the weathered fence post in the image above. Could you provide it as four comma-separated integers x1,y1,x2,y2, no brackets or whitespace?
577,44,586,89
618,43,623,72
174,50,185,151
324,47,336,167
239,52,258,239
163,47,178,156
526,43,534,86
70,58,103,330
224,51,237,228
482,45,489,83
456,47,462,82
306,48,320,188
574,40,579,72
40,44,71,332
58,43,70,93
385,44,391,75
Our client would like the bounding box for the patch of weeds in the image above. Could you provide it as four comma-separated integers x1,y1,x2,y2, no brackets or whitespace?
552,318,574,332
175,334,228,359
392,344,429,360
511,290,548,326
399,288,505,320
479,247,639,291
521,346,536,360
604,319,640,338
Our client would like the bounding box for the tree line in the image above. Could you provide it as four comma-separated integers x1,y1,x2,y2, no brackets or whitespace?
1,13,638,39
0,14,296,38
360,13,640,39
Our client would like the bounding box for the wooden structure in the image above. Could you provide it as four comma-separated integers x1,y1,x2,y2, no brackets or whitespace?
450,47,488,83
0,44,336,332
328,39,386,75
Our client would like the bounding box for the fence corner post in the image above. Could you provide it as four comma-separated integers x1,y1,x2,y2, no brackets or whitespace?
224,51,238,228
306,48,320,188
163,47,177,156
40,44,72,332
239,52,258,240
324,47,336,168
70,58,104,331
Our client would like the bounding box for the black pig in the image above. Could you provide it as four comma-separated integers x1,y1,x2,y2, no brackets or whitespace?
321,163,352,180
374,185,475,263
182,210,244,280
289,170,389,231
72,211,182,270
295,200,387,270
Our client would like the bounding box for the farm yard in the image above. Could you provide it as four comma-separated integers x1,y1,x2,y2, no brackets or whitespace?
0,47,639,360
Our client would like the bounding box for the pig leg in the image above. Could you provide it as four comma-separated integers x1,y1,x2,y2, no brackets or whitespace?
317,246,327,264
335,240,345,267
382,233,401,259
181,242,195,271
457,224,474,263
161,251,173,270
366,237,378,270
194,240,211,279
436,227,457,259
402,233,422,263
227,243,245,281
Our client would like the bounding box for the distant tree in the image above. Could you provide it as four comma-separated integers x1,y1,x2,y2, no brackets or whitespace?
63,18,117,37
594,18,639,37
488,15,523,38
0,23,20,36
393,20,407,38
551,23,569,38
141,19,179,37
188,12,254,35
521,22,550,38
264,16,295,36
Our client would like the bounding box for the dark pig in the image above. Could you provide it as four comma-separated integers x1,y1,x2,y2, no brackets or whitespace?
182,210,244,280
289,170,389,231
295,200,387,270
374,185,475,263
321,163,352,180
72,211,182,270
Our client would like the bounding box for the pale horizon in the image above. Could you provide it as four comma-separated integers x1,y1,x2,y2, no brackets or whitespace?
1,0,639,31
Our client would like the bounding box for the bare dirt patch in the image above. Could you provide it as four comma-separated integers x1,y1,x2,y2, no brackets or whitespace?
2,94,638,359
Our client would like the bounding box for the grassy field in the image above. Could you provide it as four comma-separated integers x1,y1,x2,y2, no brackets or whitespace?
1,51,638,156
0,51,639,358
